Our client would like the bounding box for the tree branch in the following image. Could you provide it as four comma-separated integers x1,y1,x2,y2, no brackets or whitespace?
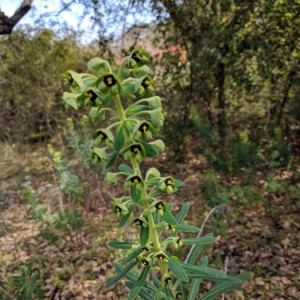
0,0,33,35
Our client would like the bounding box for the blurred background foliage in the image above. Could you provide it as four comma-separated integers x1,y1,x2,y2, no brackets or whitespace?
1,1,300,298
0,0,299,169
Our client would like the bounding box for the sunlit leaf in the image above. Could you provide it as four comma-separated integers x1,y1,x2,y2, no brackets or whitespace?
63,92,78,110
87,57,111,74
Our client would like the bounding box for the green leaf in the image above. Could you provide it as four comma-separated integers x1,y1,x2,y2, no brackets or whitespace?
162,209,178,226
119,205,135,228
188,278,201,300
126,104,149,114
105,151,119,169
164,286,174,298
149,108,164,128
121,78,139,97
140,225,149,247
148,96,162,109
130,185,143,204
145,177,161,186
168,256,189,282
237,272,251,282
174,179,184,188
93,147,107,161
122,248,144,265
271,150,280,160
176,203,190,224
115,263,158,293
63,92,78,110
183,235,216,246
89,107,106,122
105,260,138,288
128,265,150,300
67,70,82,87
181,263,228,281
114,124,125,152
176,224,200,233
125,281,153,300
146,167,161,179
141,140,165,157
199,278,244,300
119,164,133,174
87,57,110,74
107,241,133,250
133,65,151,78
187,257,208,300
106,172,118,184
186,243,207,265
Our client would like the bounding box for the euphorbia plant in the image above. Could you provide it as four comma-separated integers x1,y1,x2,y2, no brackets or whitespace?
63,49,249,299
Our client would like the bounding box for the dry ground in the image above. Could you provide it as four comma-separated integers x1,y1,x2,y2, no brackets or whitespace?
0,144,299,299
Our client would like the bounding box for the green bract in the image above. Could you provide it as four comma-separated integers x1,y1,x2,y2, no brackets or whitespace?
64,50,249,299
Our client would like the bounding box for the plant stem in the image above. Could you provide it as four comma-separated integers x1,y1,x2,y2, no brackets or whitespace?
112,93,166,274
131,157,161,252
113,94,126,121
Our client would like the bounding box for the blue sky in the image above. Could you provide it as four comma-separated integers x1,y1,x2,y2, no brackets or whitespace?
0,0,84,26
0,0,100,42
0,0,155,43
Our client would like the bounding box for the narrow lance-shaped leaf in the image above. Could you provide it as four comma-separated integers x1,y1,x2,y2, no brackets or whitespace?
181,263,229,281
176,203,190,224
168,256,189,283
162,209,178,226
199,278,243,300
187,256,208,300
122,248,144,265
115,263,159,294
114,123,126,152
140,225,149,247
183,235,216,246
128,265,151,300
176,224,200,233
107,241,133,250
125,281,153,300
119,205,135,228
186,235,214,265
105,151,119,169
105,260,138,288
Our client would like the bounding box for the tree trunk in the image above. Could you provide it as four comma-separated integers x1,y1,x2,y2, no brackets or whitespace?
216,61,226,140
0,0,33,35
